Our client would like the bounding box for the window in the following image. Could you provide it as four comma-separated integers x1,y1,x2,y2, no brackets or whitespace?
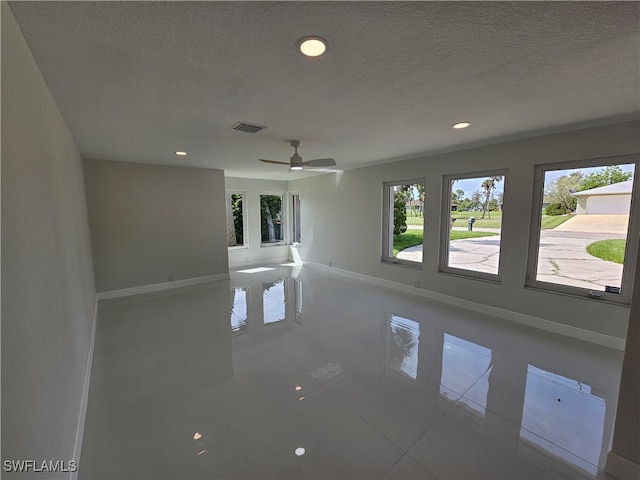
440,172,506,279
260,194,284,245
527,157,639,303
382,180,425,266
225,192,246,247
292,194,301,244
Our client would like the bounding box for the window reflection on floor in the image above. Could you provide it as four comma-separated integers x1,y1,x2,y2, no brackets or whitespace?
263,278,286,324
386,315,420,382
519,365,605,474
230,286,248,336
440,334,492,400
294,279,303,324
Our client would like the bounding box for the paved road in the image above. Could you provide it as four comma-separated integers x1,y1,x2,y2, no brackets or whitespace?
397,229,625,290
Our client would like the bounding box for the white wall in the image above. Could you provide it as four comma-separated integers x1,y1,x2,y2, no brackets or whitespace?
1,3,96,477
288,121,639,340
225,177,291,268
84,159,229,292
607,240,640,476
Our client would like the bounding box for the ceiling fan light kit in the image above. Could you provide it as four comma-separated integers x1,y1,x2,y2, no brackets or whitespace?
259,140,336,171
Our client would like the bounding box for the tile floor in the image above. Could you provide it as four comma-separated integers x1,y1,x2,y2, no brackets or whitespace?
80,264,623,479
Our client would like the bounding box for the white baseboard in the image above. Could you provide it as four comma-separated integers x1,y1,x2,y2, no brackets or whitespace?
96,273,230,300
70,297,98,480
606,451,640,479
304,262,626,351
229,256,291,270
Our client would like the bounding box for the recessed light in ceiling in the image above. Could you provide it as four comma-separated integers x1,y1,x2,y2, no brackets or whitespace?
175,151,188,156
452,122,471,129
297,36,328,57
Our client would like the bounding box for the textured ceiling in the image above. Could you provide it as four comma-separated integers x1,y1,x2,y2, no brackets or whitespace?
8,1,640,180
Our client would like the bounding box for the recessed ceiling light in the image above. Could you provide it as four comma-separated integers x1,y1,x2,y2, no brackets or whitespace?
297,36,328,57
452,122,471,129
175,151,188,156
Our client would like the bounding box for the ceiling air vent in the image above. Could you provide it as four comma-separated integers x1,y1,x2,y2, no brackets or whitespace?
231,122,266,134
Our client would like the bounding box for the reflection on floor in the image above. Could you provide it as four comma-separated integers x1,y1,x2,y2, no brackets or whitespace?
80,264,622,479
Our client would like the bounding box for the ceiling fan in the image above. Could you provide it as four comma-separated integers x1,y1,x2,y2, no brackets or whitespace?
259,140,336,171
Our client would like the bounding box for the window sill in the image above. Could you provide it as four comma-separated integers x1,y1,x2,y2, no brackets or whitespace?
439,267,502,284
382,258,423,270
261,242,286,248
525,282,630,306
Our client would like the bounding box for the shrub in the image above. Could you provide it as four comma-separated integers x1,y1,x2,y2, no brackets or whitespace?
545,202,567,216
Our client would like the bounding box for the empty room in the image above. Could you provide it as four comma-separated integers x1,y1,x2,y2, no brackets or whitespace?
2,2,640,479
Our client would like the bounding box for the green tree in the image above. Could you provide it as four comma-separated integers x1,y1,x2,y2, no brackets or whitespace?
260,195,282,242
231,194,243,244
457,198,473,211
393,188,410,235
545,171,583,213
471,191,482,211
579,165,632,191
416,183,426,217
451,189,464,202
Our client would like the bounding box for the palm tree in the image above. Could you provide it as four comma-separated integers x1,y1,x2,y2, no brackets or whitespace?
480,176,501,219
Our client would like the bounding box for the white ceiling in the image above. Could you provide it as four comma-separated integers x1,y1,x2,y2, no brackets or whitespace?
9,1,640,180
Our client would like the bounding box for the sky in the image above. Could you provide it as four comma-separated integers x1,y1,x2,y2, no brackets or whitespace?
405,163,634,201
452,176,505,199
543,162,635,185
452,163,635,200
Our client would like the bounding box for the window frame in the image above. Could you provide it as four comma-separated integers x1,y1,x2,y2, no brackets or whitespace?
226,190,248,250
291,192,301,245
439,169,508,282
526,155,640,305
259,192,286,247
381,179,426,269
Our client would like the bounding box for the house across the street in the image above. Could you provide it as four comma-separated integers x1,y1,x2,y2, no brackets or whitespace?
572,180,633,215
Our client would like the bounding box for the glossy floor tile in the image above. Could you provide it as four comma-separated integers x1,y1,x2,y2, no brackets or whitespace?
80,264,623,479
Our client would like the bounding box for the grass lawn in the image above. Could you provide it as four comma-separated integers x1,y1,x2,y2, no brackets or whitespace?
540,215,572,230
405,215,425,226
408,211,572,231
586,239,626,264
392,230,498,257
450,211,502,229
407,211,503,229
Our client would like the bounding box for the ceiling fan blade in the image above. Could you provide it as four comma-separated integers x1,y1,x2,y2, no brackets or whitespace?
259,159,291,165
303,158,336,167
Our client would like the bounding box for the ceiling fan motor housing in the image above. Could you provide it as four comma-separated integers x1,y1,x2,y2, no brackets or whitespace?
290,140,303,164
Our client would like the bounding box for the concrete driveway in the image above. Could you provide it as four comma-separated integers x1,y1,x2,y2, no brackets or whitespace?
553,214,629,235
397,218,627,289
